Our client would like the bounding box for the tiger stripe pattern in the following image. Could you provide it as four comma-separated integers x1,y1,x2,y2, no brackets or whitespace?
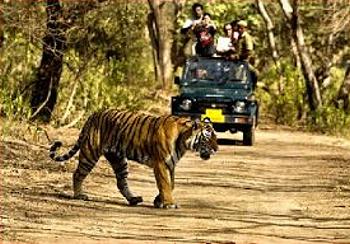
49,109,218,208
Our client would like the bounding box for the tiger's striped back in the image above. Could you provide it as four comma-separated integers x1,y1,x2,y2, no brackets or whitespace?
50,110,196,166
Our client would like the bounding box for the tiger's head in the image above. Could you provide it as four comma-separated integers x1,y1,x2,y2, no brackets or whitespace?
191,118,218,160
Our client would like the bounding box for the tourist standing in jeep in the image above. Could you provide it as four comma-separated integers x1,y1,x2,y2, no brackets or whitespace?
193,12,216,57
236,20,254,64
236,20,257,89
216,23,236,59
181,3,204,35
180,3,205,56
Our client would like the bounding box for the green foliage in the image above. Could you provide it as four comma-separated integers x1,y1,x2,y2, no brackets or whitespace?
311,106,350,135
0,90,31,121
0,31,41,120
258,63,350,136
257,62,306,126
54,50,149,126
0,2,156,127
308,68,350,135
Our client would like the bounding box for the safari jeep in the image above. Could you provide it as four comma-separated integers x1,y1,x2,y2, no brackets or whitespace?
171,56,259,146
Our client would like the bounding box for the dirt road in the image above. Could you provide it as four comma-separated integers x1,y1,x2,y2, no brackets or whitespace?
1,126,350,244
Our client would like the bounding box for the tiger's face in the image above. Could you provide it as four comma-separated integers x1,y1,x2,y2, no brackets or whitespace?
192,119,218,160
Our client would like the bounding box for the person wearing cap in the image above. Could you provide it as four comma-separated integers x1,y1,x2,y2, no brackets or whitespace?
236,20,254,62
237,20,258,89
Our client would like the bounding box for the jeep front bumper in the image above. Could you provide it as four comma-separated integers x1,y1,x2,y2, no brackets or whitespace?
172,111,254,125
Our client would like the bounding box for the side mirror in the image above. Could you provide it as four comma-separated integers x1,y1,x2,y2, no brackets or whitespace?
174,76,180,85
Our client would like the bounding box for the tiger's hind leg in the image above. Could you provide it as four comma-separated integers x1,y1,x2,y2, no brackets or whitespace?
105,153,143,206
73,152,99,200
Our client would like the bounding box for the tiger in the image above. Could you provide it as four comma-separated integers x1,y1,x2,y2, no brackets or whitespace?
49,109,218,208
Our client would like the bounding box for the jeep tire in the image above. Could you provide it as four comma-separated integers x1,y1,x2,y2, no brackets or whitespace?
243,116,256,146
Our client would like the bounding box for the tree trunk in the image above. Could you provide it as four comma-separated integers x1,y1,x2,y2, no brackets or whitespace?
30,0,105,122
335,63,350,112
30,0,65,122
256,0,284,92
170,1,187,70
291,0,322,111
147,11,162,87
279,0,322,112
0,0,5,49
256,0,279,65
147,0,177,92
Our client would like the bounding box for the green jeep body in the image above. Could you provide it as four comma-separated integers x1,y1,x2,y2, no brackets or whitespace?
171,56,259,145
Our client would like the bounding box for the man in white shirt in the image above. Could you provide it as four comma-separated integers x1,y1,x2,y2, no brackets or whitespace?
216,23,236,58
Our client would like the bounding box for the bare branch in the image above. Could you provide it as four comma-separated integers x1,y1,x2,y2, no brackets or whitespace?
30,77,53,120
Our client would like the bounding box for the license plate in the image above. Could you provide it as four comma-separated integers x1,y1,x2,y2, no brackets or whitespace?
201,109,225,123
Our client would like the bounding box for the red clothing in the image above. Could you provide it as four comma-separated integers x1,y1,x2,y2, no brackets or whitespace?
194,24,216,56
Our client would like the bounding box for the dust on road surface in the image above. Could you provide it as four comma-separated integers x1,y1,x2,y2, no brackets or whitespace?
1,126,350,244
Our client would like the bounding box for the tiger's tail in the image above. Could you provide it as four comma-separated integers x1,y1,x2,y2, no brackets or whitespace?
49,139,81,163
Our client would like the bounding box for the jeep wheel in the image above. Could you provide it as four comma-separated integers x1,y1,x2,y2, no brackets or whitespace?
243,117,256,146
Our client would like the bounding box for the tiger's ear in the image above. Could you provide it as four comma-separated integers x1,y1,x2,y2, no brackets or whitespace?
179,117,194,129
192,118,201,130
201,117,213,129
202,117,212,125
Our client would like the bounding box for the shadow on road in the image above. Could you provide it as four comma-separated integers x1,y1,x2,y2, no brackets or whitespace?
217,138,243,146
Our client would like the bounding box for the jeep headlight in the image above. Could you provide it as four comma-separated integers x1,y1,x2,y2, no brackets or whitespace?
233,101,246,113
180,99,192,111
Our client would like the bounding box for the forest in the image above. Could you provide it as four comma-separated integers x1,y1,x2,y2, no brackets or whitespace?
1,0,350,135
2,2,350,243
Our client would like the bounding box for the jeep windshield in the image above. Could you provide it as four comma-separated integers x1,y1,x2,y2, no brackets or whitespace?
184,57,248,84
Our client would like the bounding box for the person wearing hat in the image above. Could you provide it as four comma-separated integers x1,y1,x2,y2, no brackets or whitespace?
237,20,258,89
236,20,254,63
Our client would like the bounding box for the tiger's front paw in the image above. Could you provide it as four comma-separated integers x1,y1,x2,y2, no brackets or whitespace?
153,195,179,209
74,193,89,201
128,196,143,206
164,203,179,209
153,195,163,208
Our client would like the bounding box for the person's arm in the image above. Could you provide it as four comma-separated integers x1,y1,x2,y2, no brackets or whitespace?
240,33,253,60
209,22,217,30
193,24,203,39
181,19,193,34
208,25,216,36
245,33,254,51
